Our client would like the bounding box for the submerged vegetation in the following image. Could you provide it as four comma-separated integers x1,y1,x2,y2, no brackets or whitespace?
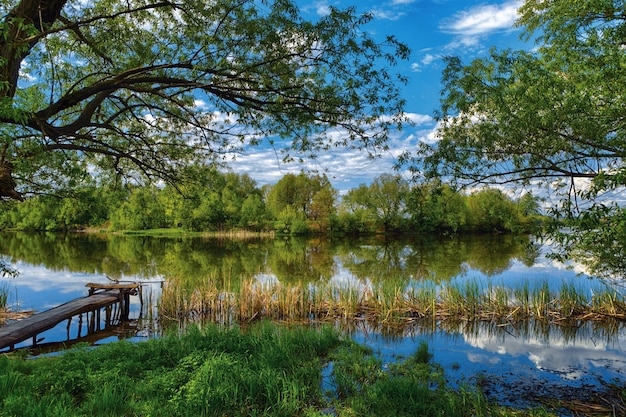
0,322,560,417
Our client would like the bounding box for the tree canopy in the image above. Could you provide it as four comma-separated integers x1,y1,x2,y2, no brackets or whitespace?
410,0,626,279
0,0,409,200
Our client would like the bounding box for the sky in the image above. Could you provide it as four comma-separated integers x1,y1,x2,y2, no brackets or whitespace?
227,0,528,193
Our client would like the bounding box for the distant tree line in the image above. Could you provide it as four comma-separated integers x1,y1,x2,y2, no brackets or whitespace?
0,167,541,235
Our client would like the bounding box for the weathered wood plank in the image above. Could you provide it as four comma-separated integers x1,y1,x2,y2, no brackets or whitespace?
0,292,120,351
85,282,139,290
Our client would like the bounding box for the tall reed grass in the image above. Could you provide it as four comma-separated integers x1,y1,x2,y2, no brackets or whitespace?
159,275,626,330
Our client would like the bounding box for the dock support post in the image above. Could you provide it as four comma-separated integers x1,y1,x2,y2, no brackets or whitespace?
88,310,95,334
105,305,111,327
77,314,83,338
122,290,131,320
66,317,72,340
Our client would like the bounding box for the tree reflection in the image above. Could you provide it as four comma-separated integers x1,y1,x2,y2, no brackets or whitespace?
0,232,537,287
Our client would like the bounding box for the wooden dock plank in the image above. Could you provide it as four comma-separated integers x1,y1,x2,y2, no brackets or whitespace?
0,291,120,351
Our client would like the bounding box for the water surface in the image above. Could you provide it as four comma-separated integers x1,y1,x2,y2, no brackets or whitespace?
1,231,623,410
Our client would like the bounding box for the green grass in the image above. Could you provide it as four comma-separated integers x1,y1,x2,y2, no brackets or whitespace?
0,322,556,417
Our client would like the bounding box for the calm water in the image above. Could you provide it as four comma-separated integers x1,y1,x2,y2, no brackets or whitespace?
1,232,624,410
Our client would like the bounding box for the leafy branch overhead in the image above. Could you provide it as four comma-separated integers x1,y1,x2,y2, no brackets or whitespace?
0,0,410,200
410,0,626,279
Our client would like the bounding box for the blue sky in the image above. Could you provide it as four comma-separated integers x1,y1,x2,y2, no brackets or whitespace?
228,0,528,193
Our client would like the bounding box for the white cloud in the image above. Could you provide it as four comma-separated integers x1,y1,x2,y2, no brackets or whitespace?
411,54,437,72
421,54,435,66
444,35,482,51
371,8,407,21
391,0,416,4
193,99,208,110
440,1,522,36
416,120,442,145
314,1,331,16
406,112,433,125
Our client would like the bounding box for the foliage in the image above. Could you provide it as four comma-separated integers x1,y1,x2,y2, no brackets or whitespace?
0,322,553,417
410,0,626,278
339,174,411,233
265,173,337,234
0,170,540,235
0,0,409,202
109,186,166,231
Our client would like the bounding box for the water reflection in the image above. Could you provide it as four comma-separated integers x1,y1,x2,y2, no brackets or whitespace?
0,231,624,404
0,232,539,286
460,321,626,380
350,319,626,409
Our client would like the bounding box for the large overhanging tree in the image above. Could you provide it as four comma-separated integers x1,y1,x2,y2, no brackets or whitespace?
0,0,409,276
411,0,626,279
0,0,409,200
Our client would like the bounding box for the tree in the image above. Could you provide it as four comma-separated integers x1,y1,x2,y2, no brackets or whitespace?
406,181,467,233
265,172,335,233
239,193,267,230
411,0,626,278
339,174,409,233
337,183,377,233
109,186,166,230
466,188,518,233
0,0,409,201
221,173,260,228
309,185,336,232
367,174,409,232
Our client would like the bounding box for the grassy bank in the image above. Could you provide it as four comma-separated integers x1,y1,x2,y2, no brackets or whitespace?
0,322,555,417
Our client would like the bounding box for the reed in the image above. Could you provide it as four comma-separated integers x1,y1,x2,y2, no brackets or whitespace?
159,276,626,330
531,281,552,320
489,283,511,318
558,282,587,319
513,282,531,318
0,283,7,310
590,286,626,318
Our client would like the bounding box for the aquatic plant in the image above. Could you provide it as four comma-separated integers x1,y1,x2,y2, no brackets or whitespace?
159,275,626,332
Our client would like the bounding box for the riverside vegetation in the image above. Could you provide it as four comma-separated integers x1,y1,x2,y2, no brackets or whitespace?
0,170,542,236
0,322,562,417
159,276,626,329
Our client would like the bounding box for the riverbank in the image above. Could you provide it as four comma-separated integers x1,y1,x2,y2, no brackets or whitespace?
0,322,564,417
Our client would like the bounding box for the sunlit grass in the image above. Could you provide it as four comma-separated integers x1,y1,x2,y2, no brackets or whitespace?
108,227,274,239
0,322,559,417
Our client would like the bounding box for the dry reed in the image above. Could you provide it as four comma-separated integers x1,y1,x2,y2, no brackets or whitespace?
158,277,626,329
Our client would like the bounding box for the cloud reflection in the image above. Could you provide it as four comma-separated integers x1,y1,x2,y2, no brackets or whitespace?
461,322,626,381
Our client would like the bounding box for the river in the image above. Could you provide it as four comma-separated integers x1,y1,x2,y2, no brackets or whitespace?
0,231,624,412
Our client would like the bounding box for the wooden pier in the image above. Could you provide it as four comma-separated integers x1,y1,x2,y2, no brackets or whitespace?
0,282,140,352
